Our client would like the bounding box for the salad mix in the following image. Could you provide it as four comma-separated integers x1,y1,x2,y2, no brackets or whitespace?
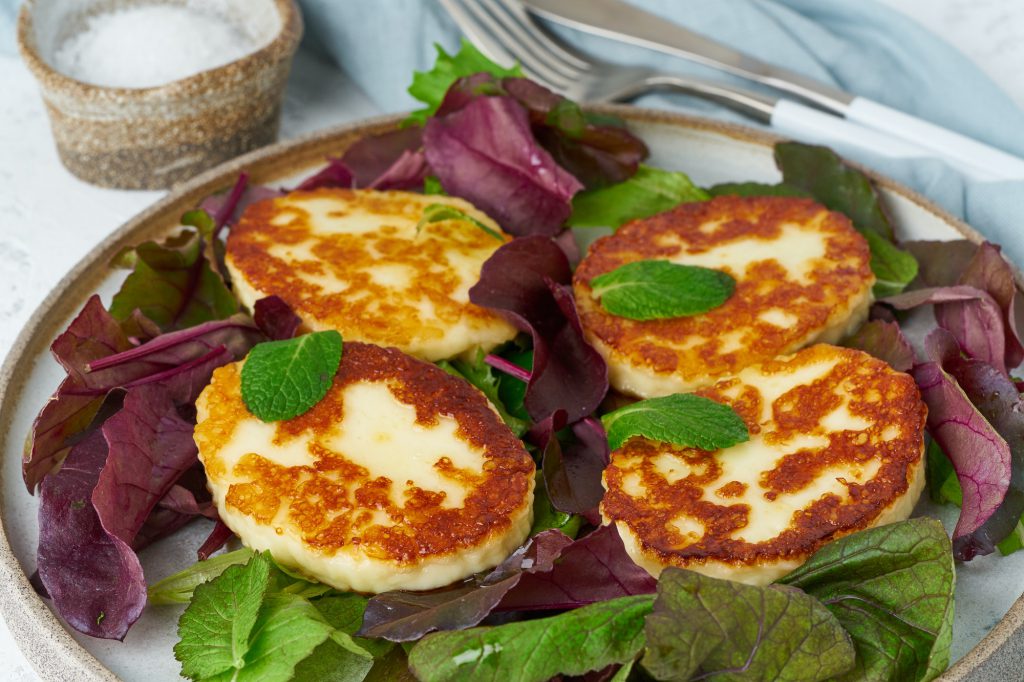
20,41,1024,681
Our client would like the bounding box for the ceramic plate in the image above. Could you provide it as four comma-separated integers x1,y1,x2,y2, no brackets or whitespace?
2,108,1022,682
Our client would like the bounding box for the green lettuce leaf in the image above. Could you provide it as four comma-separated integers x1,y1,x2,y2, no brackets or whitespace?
408,594,653,682
780,518,956,682
568,165,709,229
707,181,812,198
774,142,918,296
149,548,254,605
437,349,529,437
642,568,855,681
406,40,522,126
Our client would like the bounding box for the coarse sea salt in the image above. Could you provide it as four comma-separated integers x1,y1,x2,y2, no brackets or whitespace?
53,5,261,89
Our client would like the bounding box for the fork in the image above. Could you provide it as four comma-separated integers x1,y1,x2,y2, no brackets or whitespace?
438,0,997,179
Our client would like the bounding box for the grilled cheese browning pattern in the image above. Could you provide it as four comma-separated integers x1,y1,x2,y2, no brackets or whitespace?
574,196,875,397
602,345,927,585
195,342,535,592
226,189,517,362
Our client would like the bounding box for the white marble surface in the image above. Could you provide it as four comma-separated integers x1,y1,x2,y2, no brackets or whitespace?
1,1,1024,679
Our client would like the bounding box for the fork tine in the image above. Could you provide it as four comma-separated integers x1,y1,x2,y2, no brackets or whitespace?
490,0,593,72
477,0,589,81
458,0,573,89
438,0,520,71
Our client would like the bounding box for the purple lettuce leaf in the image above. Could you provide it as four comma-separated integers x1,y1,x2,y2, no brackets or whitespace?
437,74,648,190
200,172,284,232
197,521,236,561
925,329,1024,560
498,525,656,611
253,295,301,341
25,297,139,492
842,320,917,371
958,242,1024,369
903,240,978,288
882,285,1007,375
470,236,608,423
295,158,355,191
37,430,146,640
342,126,425,188
358,530,574,641
368,149,429,191
541,417,610,516
911,358,1010,550
93,348,230,546
424,96,583,237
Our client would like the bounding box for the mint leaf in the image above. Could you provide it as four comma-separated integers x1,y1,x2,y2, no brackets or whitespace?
642,568,855,681
175,552,273,679
416,203,504,242
780,518,955,682
601,393,748,451
707,181,812,198
568,165,709,228
109,227,238,332
408,595,653,682
589,260,734,321
774,141,918,296
241,331,343,422
437,349,528,437
406,40,522,126
149,548,254,605
864,228,920,297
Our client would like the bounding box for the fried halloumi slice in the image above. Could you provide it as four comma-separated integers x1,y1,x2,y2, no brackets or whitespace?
226,189,517,362
601,344,926,586
574,196,875,397
195,342,536,593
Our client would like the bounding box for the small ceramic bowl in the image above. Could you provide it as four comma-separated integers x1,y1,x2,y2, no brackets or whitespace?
17,0,303,190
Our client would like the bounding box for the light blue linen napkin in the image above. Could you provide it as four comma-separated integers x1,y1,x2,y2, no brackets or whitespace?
297,0,1024,265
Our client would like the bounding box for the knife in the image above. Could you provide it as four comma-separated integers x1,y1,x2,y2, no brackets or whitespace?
522,0,1024,180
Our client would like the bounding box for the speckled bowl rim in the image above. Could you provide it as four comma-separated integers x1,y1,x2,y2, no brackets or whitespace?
0,107,1011,681
16,0,303,102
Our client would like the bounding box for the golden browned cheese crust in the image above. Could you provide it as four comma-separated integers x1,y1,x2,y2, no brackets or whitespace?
225,188,515,361
601,345,927,583
196,342,535,565
574,195,875,396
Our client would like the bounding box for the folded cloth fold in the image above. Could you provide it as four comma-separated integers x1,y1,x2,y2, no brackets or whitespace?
298,0,1024,263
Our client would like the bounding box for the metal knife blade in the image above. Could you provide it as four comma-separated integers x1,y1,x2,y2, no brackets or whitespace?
521,0,853,114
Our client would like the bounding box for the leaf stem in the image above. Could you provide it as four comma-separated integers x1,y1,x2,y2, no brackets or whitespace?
484,354,532,383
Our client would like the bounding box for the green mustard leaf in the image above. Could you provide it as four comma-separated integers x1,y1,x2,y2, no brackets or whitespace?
773,141,918,297
642,568,855,682
864,229,921,298
568,165,709,229
109,227,238,331
926,440,962,507
706,181,812,198
228,593,334,682
589,260,735,321
149,548,255,605
406,40,522,126
437,349,529,437
601,393,749,451
780,518,956,682
175,552,273,680
416,203,505,242
241,330,343,422
530,471,583,538
423,176,447,196
407,594,654,682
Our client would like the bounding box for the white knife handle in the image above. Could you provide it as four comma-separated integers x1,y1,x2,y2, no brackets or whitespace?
847,97,1024,181
771,99,999,182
